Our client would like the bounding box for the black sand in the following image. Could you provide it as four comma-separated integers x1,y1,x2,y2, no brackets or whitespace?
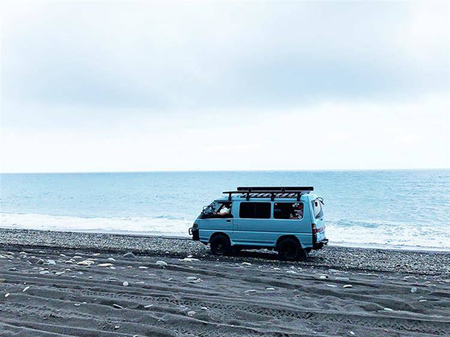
0,229,449,336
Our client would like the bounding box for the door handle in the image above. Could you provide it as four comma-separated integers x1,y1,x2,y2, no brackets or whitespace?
226,219,231,223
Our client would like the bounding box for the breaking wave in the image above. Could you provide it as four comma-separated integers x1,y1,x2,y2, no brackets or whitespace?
1,213,449,251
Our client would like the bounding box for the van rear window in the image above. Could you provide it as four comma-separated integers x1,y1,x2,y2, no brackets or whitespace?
312,199,324,219
239,202,271,219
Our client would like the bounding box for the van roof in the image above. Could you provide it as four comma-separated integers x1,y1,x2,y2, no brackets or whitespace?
215,194,314,203
222,186,314,202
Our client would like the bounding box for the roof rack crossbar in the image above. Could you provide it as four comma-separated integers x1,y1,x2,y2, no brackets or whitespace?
223,187,313,200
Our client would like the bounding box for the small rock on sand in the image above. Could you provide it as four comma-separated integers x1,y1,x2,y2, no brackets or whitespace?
23,286,30,292
138,266,148,269
187,311,196,317
266,287,275,291
156,261,168,267
343,284,353,288
411,287,418,293
241,262,252,266
97,263,113,267
123,252,136,259
78,260,94,266
5,293,10,298
179,258,200,262
383,307,394,311
123,281,129,287
112,304,123,309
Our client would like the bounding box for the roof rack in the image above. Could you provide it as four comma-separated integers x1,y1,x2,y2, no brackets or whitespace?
223,186,313,201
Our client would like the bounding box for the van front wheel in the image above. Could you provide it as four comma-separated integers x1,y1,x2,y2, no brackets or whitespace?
210,235,231,256
278,238,307,261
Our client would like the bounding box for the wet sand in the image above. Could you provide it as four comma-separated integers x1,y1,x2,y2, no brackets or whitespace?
0,229,449,336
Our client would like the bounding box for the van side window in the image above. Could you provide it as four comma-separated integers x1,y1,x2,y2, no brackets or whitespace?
274,203,304,220
239,202,271,219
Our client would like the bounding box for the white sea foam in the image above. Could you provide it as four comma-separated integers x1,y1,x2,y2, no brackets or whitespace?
1,212,449,250
0,213,192,237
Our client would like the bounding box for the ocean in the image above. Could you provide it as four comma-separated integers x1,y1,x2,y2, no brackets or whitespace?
1,170,449,251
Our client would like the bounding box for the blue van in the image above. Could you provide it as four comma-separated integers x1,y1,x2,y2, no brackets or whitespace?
189,187,327,261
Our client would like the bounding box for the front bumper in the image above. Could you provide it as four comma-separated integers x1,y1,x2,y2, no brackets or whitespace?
188,227,199,241
313,238,329,250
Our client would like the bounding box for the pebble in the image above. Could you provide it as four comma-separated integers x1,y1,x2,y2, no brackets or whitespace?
144,304,153,309
319,275,328,279
107,257,116,261
343,284,353,288
179,258,200,262
138,266,148,269
39,271,50,275
244,289,257,293
77,260,94,266
5,293,10,298
112,304,123,309
47,260,56,265
241,262,252,266
8,267,17,271
187,311,196,316
97,263,113,267
383,307,394,311
123,252,136,259
266,287,275,291
286,270,297,274
201,307,208,310
411,287,418,293
123,281,129,287
23,286,30,292
114,325,120,330
156,261,168,267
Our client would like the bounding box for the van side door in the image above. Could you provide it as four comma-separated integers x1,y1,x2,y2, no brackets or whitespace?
232,201,273,246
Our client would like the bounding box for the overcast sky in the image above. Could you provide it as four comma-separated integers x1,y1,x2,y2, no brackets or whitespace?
1,1,449,173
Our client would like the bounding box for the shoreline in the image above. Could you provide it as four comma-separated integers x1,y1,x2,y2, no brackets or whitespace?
0,228,449,276
1,226,449,254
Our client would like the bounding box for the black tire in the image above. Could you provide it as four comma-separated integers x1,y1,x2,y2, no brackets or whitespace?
210,234,231,256
277,238,307,261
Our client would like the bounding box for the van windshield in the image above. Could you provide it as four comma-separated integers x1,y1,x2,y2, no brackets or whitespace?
312,198,324,219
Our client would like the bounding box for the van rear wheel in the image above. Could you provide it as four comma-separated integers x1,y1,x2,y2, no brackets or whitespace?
210,234,231,256
278,238,307,261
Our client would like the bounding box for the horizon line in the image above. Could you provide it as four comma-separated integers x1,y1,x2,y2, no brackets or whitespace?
1,167,449,175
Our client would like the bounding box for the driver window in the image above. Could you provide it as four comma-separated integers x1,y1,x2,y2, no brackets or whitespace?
202,202,233,218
